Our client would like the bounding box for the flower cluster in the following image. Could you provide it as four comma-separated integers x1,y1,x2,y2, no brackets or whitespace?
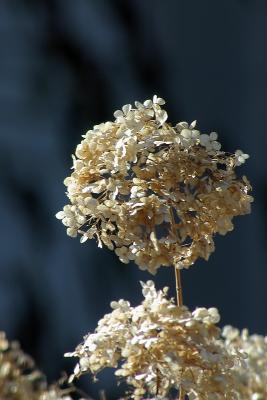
223,326,267,399
0,332,82,400
66,281,243,399
56,95,252,273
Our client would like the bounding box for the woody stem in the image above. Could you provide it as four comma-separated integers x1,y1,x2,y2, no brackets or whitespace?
174,266,184,400
179,387,185,400
168,205,184,307
174,266,183,307
169,206,185,399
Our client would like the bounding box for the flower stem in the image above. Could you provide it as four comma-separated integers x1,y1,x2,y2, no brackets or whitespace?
179,387,185,400
174,266,183,307
169,206,185,399
168,205,184,307
174,266,184,400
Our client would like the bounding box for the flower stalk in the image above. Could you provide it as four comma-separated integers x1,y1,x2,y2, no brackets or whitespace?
175,267,184,400
175,267,183,307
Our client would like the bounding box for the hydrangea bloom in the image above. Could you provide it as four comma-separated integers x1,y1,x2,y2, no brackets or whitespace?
56,95,252,273
223,326,267,399
66,281,244,399
234,150,250,166
0,332,82,400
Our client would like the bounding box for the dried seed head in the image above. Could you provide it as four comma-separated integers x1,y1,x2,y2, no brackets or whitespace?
66,281,244,399
0,332,77,400
223,326,267,399
57,96,253,273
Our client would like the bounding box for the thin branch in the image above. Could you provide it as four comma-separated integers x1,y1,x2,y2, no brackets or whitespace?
174,266,183,307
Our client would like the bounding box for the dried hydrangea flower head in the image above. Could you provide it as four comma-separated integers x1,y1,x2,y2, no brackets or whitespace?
66,281,244,399
56,95,253,273
0,331,47,400
223,326,267,399
0,332,82,400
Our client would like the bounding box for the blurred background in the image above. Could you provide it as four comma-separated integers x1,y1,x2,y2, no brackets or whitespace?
0,0,266,398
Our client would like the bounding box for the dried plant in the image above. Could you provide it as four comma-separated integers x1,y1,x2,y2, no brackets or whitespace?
66,281,245,400
0,332,82,400
56,95,252,273
55,95,263,400
222,326,267,399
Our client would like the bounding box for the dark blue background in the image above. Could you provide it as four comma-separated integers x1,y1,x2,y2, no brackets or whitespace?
0,1,266,397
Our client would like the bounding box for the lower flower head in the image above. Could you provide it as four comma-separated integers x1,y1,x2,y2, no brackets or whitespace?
66,281,244,399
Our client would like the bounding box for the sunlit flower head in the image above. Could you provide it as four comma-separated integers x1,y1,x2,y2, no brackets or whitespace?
66,281,244,399
223,326,267,399
56,96,253,273
0,332,78,400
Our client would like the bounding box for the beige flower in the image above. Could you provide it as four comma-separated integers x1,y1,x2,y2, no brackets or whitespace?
56,96,253,273
235,150,250,166
66,281,243,399
0,332,82,400
223,326,267,399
